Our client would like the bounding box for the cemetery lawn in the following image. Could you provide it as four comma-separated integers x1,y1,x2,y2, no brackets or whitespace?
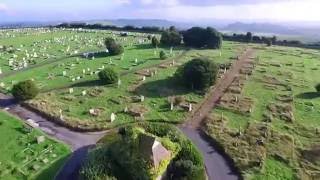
203,44,320,179
24,42,242,130
0,111,71,180
0,28,244,130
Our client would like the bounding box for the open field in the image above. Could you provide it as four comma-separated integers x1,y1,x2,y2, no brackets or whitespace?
0,110,70,180
2,27,320,179
203,44,320,179
1,28,244,130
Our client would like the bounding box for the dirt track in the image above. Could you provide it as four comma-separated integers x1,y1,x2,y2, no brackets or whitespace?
180,48,255,180
183,48,255,129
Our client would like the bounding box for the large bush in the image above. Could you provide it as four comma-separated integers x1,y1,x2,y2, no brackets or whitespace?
246,32,253,43
98,68,119,85
151,36,160,48
160,30,182,46
167,139,205,180
160,50,168,60
12,80,39,101
104,37,124,55
183,27,222,49
176,58,219,90
315,84,320,92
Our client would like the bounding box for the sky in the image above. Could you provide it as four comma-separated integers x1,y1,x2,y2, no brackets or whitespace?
0,0,320,23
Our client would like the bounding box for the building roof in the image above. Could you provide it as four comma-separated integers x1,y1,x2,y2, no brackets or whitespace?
139,134,171,167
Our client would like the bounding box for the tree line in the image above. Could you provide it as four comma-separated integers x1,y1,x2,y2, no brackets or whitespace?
222,32,314,48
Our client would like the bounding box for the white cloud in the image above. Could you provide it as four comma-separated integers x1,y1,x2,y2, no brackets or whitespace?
0,3,8,12
138,0,320,22
115,0,131,5
140,0,179,7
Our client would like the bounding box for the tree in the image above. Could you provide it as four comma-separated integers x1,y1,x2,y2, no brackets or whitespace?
151,36,160,48
271,36,277,45
105,37,116,47
246,32,253,43
108,43,124,56
105,37,124,55
159,51,168,60
175,58,218,90
98,68,119,85
12,80,39,101
315,84,320,92
183,27,222,49
168,160,204,180
160,30,182,46
206,27,223,49
266,39,272,46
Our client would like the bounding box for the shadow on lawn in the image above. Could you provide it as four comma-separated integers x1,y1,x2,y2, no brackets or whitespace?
296,92,320,99
134,77,191,98
70,80,104,88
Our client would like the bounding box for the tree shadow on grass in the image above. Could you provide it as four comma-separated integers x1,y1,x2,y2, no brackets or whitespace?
133,44,154,50
70,80,105,88
134,77,191,98
295,92,320,99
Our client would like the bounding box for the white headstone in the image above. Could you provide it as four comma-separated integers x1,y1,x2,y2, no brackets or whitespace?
37,136,45,144
69,88,74,94
140,95,145,102
189,103,193,112
82,90,87,96
110,113,116,122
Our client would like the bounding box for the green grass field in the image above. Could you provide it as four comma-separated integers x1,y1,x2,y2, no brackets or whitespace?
3,28,319,179
1,28,243,130
204,44,320,179
0,110,70,180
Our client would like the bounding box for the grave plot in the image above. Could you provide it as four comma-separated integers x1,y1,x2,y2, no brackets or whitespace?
204,44,320,179
24,41,240,131
217,57,256,115
0,29,108,75
0,111,70,179
0,29,183,92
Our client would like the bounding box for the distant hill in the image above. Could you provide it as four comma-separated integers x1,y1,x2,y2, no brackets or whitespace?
222,22,320,43
223,22,300,35
87,19,194,29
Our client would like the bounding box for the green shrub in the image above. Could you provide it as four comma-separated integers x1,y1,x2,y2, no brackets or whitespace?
167,140,205,180
98,68,119,85
12,80,39,101
315,84,320,92
151,36,160,48
168,160,204,180
160,50,168,60
175,58,218,90
183,27,222,49
104,37,124,55
161,30,182,46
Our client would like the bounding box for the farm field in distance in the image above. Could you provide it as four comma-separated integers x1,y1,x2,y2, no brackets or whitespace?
1,27,320,180
0,110,70,180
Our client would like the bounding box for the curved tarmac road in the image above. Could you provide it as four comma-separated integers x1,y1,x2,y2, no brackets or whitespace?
180,48,255,180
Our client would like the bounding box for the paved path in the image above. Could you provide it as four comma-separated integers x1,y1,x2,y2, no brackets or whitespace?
180,48,255,180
